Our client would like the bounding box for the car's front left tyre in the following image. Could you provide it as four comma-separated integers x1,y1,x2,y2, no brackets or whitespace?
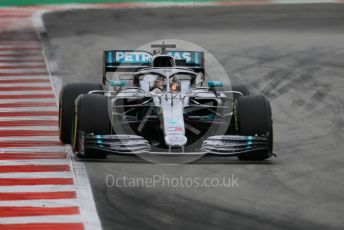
235,95,273,160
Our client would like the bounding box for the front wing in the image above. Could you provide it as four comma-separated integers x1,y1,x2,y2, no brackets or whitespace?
77,132,270,157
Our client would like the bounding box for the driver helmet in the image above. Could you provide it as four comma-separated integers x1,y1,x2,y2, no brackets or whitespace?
170,76,180,92
153,79,166,91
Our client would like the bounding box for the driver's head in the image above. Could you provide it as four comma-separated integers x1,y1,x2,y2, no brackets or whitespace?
154,79,166,90
170,82,178,92
170,77,180,92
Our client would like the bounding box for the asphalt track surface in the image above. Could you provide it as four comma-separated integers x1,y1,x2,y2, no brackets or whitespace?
43,4,344,230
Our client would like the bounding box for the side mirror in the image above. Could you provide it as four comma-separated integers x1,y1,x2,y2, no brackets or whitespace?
208,81,224,87
195,73,205,86
111,80,127,87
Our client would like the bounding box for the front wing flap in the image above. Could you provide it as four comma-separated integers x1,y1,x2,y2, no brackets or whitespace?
80,133,151,154
79,133,270,156
201,135,269,155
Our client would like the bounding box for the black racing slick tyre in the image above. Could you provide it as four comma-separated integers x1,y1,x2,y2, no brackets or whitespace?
58,83,102,144
72,94,111,159
236,95,273,160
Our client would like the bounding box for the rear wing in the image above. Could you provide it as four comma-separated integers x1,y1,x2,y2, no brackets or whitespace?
102,50,205,84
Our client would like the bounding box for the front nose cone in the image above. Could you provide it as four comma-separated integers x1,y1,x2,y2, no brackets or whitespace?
165,135,187,147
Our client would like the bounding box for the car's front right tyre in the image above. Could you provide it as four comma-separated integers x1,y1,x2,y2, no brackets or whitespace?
58,83,102,144
72,94,111,159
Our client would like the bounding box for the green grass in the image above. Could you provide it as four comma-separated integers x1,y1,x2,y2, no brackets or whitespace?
0,0,219,7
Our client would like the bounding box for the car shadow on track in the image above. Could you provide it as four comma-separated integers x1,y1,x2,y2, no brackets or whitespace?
76,155,277,165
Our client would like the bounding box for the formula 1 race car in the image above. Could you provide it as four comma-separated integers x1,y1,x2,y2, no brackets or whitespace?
58,43,274,161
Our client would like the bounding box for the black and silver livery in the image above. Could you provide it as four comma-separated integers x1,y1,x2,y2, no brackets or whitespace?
58,43,274,161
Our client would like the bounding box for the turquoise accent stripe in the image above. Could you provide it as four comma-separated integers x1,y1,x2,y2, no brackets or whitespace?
108,51,113,63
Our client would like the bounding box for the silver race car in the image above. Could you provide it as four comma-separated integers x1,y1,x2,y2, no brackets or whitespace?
59,43,274,161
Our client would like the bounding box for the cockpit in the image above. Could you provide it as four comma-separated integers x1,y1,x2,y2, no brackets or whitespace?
108,52,204,94
133,68,197,94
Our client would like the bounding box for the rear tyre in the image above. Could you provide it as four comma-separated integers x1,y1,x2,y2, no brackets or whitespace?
236,95,273,160
59,83,102,144
72,94,111,159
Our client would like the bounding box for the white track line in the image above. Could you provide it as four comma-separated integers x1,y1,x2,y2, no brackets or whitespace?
0,147,65,152
0,149,66,153
0,76,48,80
0,42,41,46
1,145,60,150
0,63,45,67
0,83,51,87
0,99,56,103
0,137,59,141
0,69,47,73
0,102,54,105
0,136,60,143
0,215,83,224
0,185,76,192
0,50,42,54
0,91,53,95
0,159,67,165
0,107,57,112
0,57,45,61
0,116,58,120
0,46,41,49
0,199,79,207
0,172,72,178
0,126,58,131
